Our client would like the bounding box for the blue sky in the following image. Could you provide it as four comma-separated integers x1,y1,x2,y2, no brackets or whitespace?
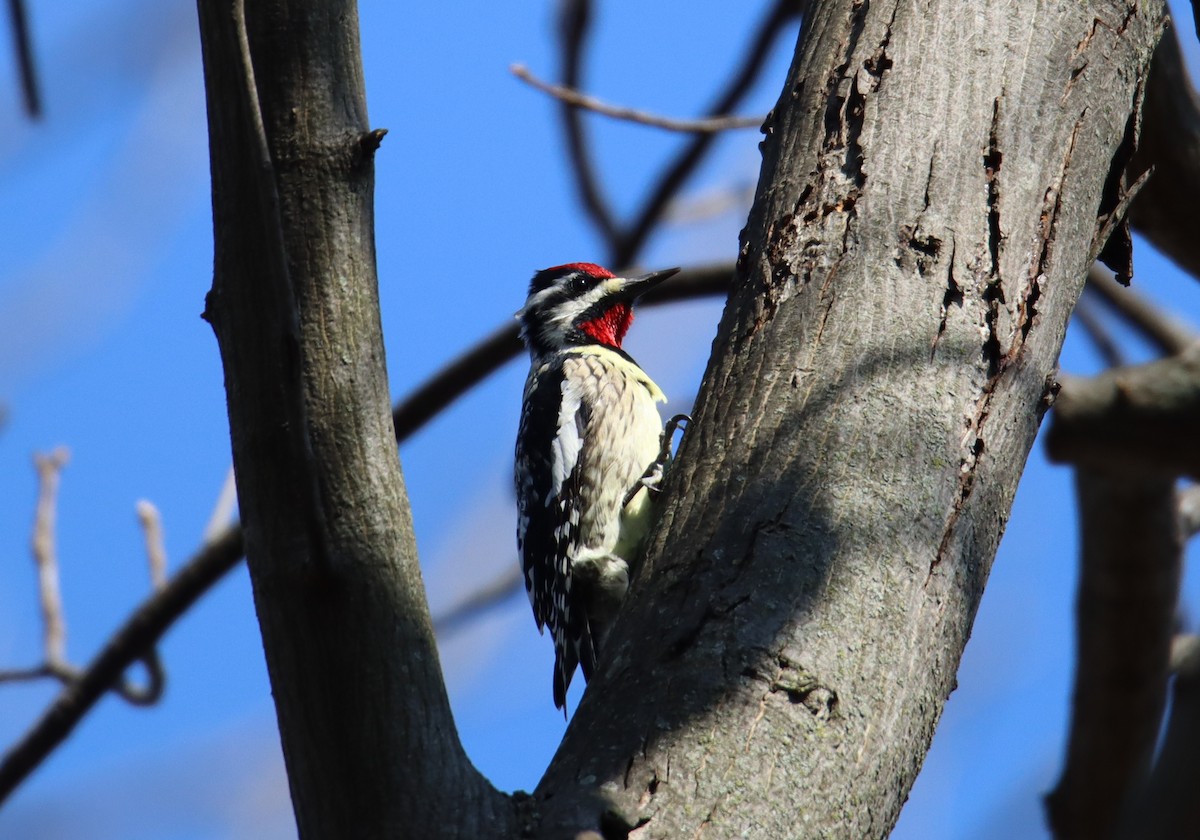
0,2,1197,837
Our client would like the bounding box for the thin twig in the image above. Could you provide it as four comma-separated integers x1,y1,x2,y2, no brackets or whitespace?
5,0,41,117
4,490,173,708
118,501,169,706
136,500,168,591
0,525,243,804
0,666,52,684
31,448,69,667
663,182,757,224
204,467,238,542
513,64,762,133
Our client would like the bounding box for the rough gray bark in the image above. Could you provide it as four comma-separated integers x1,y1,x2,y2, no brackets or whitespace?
195,0,509,835
529,1,1164,837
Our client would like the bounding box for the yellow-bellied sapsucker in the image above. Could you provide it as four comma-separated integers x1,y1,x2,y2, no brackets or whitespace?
514,262,677,711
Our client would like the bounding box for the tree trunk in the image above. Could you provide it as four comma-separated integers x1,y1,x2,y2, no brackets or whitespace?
195,0,509,835
532,1,1163,837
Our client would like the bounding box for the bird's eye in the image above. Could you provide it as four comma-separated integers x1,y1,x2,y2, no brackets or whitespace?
567,274,592,294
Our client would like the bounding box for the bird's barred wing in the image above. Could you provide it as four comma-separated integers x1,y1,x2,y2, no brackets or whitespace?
514,365,595,709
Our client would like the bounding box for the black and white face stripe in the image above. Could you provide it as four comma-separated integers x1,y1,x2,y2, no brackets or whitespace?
519,278,623,352
516,265,679,356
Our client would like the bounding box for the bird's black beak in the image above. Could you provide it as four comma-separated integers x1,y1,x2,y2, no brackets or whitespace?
605,267,681,303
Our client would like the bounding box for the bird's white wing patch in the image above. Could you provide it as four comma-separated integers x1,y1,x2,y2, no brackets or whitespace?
550,376,586,498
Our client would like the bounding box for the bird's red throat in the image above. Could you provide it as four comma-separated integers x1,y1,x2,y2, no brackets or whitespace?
579,304,633,348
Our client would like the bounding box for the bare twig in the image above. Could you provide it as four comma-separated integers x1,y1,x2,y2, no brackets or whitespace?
31,448,70,667
3,486,172,709
613,0,802,266
663,182,757,224
5,0,41,117
512,64,762,133
557,0,620,247
1086,265,1197,356
204,467,238,542
116,501,169,707
0,666,50,683
136,500,168,591
0,525,243,804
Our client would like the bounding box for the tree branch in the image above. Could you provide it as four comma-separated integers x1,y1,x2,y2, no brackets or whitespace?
1072,296,1126,367
1046,470,1182,839
511,64,763,133
196,0,514,832
1046,343,1200,479
0,525,243,803
433,565,524,636
611,0,801,266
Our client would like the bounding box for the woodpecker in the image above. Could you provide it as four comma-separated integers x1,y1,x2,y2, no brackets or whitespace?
514,262,678,711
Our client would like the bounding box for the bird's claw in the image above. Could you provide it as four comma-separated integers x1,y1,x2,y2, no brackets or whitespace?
624,414,691,507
